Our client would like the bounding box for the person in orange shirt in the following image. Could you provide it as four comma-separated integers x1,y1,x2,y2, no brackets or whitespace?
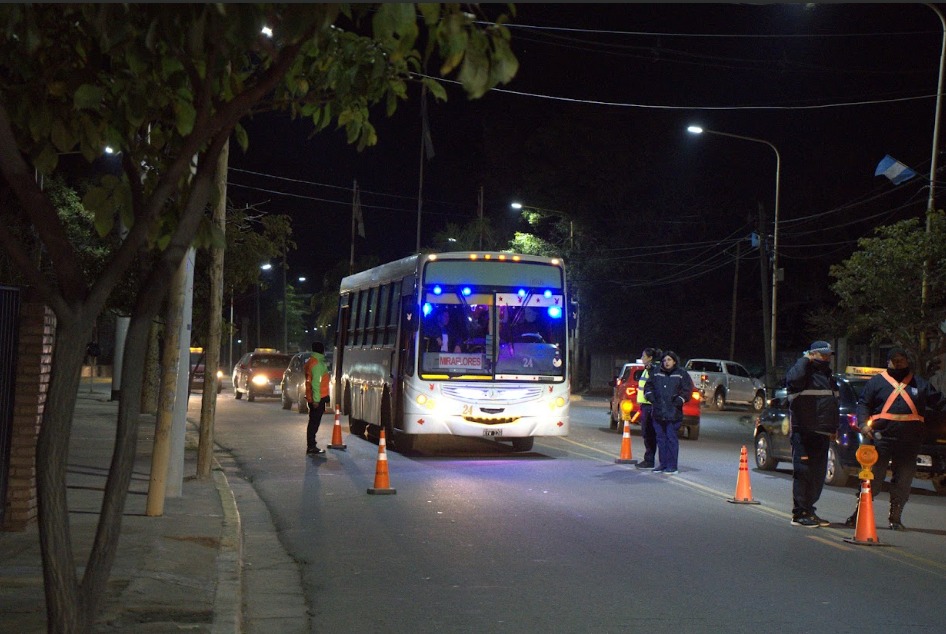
305,341,330,455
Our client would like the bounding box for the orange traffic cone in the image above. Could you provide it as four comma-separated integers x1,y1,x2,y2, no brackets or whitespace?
727,445,760,504
367,428,396,495
843,480,891,546
615,420,636,464
328,405,346,450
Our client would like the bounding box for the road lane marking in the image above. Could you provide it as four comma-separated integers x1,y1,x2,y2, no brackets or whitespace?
808,535,853,551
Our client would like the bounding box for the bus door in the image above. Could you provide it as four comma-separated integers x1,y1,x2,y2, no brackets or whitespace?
393,287,416,427
333,295,350,410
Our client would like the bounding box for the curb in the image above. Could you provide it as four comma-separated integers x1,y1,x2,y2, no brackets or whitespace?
211,457,243,634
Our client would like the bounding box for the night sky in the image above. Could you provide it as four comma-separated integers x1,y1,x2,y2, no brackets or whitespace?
225,3,945,363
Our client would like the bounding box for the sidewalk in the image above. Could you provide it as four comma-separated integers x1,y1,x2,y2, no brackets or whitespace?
0,381,260,633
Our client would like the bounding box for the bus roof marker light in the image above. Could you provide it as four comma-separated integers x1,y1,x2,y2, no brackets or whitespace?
517,289,526,297
423,302,432,316
433,285,443,295
548,306,563,319
461,286,472,296
544,290,552,298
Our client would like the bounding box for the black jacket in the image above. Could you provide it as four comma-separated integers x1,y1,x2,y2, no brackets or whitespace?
643,366,693,423
857,370,946,443
785,357,839,434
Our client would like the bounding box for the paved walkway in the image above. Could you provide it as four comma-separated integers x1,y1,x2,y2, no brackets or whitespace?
0,381,305,633
0,382,607,632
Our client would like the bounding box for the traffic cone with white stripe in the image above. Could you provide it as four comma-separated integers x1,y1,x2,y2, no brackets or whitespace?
615,420,636,464
727,445,760,504
328,405,346,450
843,480,890,546
367,429,396,495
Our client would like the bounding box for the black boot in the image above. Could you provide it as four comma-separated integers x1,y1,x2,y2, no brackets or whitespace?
844,502,859,528
889,502,905,531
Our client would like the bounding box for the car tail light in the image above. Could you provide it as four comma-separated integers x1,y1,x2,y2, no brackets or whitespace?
691,390,701,402
846,413,859,431
625,386,636,399
700,373,708,383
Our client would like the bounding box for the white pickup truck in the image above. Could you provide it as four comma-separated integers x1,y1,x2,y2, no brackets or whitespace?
685,358,766,411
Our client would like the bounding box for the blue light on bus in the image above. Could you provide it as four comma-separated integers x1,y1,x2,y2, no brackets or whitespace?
461,286,472,296
423,302,432,316
543,290,552,298
517,289,526,297
548,306,563,319
433,285,443,295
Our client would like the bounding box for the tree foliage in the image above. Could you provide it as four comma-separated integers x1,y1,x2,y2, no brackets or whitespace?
829,211,946,372
0,4,518,631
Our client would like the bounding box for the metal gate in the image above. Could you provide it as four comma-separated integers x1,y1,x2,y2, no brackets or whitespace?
0,285,20,526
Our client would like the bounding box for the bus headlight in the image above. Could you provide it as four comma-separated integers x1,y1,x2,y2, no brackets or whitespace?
549,396,566,409
416,394,436,409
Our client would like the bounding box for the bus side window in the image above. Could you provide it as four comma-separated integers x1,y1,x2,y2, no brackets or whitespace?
347,291,360,349
374,283,390,347
384,284,399,346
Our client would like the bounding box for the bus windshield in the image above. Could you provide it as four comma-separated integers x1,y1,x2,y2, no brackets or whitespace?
418,260,566,381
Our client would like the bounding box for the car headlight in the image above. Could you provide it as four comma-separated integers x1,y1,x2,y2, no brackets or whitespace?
251,375,269,386
216,370,224,379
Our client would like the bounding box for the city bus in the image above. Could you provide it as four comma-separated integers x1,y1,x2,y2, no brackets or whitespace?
332,251,570,452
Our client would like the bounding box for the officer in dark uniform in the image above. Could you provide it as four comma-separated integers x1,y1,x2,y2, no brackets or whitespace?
845,347,946,530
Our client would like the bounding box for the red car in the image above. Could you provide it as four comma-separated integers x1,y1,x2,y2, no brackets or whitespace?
609,361,702,440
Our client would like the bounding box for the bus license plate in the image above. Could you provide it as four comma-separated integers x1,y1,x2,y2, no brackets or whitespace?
917,454,932,467
483,429,502,437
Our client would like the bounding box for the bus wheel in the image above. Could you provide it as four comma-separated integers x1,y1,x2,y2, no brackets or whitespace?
511,437,534,452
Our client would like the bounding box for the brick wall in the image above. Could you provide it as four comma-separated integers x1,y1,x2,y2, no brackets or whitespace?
2,301,55,531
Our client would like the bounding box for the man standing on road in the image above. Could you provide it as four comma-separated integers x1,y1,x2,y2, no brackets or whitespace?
635,347,660,470
845,347,946,530
785,340,839,527
305,341,330,455
643,350,693,474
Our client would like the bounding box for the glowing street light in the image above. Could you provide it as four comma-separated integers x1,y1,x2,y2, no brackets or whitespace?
688,125,781,390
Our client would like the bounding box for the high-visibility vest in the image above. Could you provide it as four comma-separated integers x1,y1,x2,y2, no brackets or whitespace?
637,367,651,405
304,354,330,402
869,371,924,424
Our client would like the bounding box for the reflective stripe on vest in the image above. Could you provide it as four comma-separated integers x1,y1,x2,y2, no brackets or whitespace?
870,371,923,424
786,388,837,403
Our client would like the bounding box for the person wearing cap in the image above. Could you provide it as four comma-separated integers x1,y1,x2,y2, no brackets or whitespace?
784,340,840,527
844,347,946,530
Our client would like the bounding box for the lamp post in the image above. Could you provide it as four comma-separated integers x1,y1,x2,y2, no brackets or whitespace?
688,125,781,390
257,263,272,349
922,3,946,358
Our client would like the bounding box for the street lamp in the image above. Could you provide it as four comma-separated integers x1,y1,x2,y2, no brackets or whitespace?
688,125,781,390
257,263,272,349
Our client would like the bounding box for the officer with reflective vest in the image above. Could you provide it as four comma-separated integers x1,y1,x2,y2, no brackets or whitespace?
305,341,331,455
634,347,660,470
785,340,840,527
845,347,946,530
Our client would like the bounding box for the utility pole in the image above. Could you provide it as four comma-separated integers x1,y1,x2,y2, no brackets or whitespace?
730,240,741,360
758,203,774,392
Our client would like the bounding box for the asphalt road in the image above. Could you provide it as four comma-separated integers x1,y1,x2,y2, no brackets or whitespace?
206,392,946,633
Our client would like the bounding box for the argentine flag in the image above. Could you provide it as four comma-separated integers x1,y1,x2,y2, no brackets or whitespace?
875,155,917,185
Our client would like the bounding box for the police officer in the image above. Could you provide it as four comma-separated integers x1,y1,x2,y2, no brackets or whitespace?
634,347,660,470
845,347,946,530
785,340,839,527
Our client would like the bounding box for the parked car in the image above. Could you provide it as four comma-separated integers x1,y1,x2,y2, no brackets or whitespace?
609,360,703,440
280,351,311,414
189,347,222,394
685,358,766,411
232,349,292,402
752,366,946,494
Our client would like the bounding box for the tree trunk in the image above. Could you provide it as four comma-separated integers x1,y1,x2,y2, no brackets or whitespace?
198,139,228,477
37,317,96,632
140,320,161,415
